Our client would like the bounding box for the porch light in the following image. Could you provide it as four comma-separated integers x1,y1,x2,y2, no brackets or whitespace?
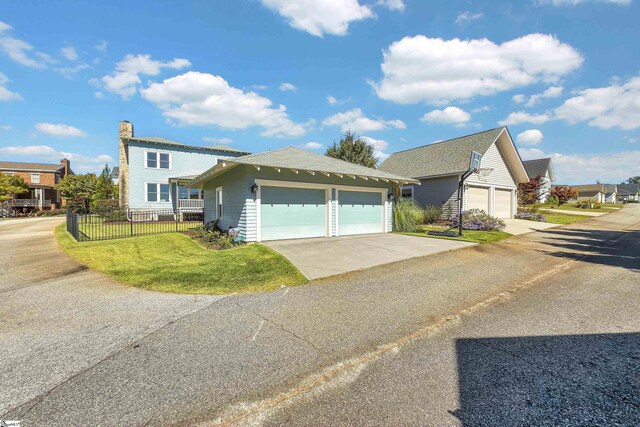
251,183,259,194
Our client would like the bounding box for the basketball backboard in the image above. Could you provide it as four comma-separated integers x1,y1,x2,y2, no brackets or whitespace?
469,151,482,172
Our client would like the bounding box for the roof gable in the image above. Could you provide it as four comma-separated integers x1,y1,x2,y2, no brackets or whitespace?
523,158,554,181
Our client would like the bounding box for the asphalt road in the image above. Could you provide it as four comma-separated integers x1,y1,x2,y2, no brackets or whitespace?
1,206,639,426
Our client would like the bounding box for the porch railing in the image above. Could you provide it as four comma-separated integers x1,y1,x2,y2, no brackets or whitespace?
178,199,204,209
10,199,52,208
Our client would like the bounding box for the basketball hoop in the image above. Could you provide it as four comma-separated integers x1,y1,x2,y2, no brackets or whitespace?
474,167,494,182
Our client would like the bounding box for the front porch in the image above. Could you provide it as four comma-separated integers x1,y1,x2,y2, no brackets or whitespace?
170,176,205,211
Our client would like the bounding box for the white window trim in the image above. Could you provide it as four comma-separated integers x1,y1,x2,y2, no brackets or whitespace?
144,150,172,170
145,182,171,203
216,186,223,219
4,171,15,176
31,173,41,183
401,185,414,201
177,184,203,200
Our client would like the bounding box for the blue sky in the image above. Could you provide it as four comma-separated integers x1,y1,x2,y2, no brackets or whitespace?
1,0,638,184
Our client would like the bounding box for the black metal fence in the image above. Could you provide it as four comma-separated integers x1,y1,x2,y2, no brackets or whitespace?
66,208,204,242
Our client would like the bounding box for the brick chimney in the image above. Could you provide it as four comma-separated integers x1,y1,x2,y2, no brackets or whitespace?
59,158,71,177
118,121,133,207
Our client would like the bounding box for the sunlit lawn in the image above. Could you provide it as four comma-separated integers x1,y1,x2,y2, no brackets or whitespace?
399,225,512,244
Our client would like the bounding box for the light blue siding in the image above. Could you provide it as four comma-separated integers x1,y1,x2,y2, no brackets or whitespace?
261,187,327,240
203,166,251,231
127,141,242,210
338,190,384,235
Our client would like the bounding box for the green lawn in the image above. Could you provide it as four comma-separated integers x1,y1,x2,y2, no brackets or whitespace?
541,212,592,225
56,224,307,294
534,203,617,213
399,225,512,244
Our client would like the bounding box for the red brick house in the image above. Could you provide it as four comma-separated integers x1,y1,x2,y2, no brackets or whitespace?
0,159,73,211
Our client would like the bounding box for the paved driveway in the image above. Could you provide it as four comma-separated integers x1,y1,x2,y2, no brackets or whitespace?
264,233,475,279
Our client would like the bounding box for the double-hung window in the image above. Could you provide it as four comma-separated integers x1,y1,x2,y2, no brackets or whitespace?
145,151,171,169
31,173,41,183
401,186,414,200
216,187,223,219
146,183,170,203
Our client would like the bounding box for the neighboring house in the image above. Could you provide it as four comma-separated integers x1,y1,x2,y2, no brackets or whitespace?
111,166,119,185
0,159,72,211
572,184,618,203
379,127,529,219
117,121,250,211
522,158,555,203
188,147,418,242
617,184,640,202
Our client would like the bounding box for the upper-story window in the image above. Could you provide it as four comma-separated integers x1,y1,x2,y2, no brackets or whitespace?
31,173,40,183
145,151,171,169
4,172,14,176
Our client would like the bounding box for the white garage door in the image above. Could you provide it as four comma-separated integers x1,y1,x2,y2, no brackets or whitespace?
338,190,384,236
466,186,490,213
494,189,513,218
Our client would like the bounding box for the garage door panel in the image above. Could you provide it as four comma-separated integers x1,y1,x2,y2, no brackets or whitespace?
261,186,326,241
494,189,512,219
466,186,490,213
338,190,383,236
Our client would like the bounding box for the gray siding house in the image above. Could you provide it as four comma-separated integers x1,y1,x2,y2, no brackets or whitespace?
522,158,556,203
617,184,640,202
379,127,529,219
189,147,417,242
117,121,250,211
573,184,618,203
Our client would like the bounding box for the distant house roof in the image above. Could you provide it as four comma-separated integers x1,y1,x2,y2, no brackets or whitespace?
618,183,640,195
604,184,618,193
190,146,419,188
522,158,555,181
123,136,251,155
0,161,65,173
572,184,618,193
111,166,119,177
379,127,529,183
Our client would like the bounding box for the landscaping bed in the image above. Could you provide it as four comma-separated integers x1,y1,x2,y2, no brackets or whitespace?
56,224,306,294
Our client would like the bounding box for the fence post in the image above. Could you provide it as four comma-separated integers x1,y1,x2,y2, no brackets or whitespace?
129,209,133,237
175,209,179,232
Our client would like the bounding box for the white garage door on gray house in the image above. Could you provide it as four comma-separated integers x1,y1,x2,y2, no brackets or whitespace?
379,127,530,219
188,147,418,242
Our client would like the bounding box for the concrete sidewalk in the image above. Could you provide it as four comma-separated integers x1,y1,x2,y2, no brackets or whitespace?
502,218,559,235
264,233,474,279
539,208,606,217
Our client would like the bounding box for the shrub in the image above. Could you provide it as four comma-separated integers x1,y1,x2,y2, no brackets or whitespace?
393,198,423,232
450,209,506,231
186,221,245,250
515,212,546,222
423,204,444,224
547,195,560,208
35,208,66,216
574,199,601,209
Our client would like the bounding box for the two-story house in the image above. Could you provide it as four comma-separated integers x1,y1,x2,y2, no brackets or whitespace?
117,121,250,211
0,159,72,211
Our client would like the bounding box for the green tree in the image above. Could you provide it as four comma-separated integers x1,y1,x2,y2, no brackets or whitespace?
0,173,29,201
325,131,378,168
624,176,640,184
518,176,542,211
94,164,118,202
55,173,98,211
550,185,577,207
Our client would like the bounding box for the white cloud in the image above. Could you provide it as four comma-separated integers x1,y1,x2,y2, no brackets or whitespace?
0,124,11,130
326,95,350,106
35,123,87,138
361,136,390,162
516,129,544,145
472,105,492,113
141,71,306,137
372,34,582,104
624,136,638,144
0,22,53,68
302,141,323,150
537,0,631,6
519,147,640,184
279,82,297,91
55,63,90,79
202,136,233,144
553,75,640,130
0,72,22,101
522,85,564,107
420,106,471,127
259,0,375,37
456,11,483,25
513,94,526,103
323,108,406,133
61,46,78,61
499,111,551,126
376,0,405,11
100,54,191,99
95,41,108,52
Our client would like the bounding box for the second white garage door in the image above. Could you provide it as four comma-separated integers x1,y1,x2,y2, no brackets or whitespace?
466,186,490,213
338,190,384,236
494,189,513,218
260,186,327,241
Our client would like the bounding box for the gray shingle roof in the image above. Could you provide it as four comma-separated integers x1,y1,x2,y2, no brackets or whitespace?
379,128,505,178
124,136,251,154
191,146,418,187
618,183,640,195
0,161,64,172
523,158,551,179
